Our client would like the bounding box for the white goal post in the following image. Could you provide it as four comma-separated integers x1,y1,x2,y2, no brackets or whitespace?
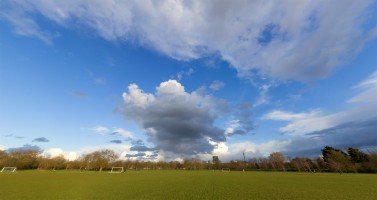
221,168,230,172
110,167,124,173
1,167,17,172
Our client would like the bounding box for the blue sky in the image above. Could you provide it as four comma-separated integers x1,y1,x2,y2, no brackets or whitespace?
0,0,376,161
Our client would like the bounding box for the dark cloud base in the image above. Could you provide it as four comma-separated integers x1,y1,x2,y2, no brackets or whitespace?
120,81,254,156
6,144,42,152
32,137,49,143
110,140,122,144
284,117,377,157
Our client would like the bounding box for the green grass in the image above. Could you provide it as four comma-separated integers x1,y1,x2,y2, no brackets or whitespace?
0,170,376,199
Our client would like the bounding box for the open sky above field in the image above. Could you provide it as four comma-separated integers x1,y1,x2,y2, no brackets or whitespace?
1,0,376,161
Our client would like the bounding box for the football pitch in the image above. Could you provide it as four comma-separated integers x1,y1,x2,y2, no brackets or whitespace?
0,170,376,200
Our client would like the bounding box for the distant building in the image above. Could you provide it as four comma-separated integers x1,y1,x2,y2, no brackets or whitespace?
212,156,220,170
212,156,219,164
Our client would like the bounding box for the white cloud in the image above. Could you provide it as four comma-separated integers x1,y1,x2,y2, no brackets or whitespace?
348,70,377,103
212,142,229,155
355,71,377,88
200,140,290,162
263,71,377,135
122,84,155,108
224,120,241,136
263,109,322,121
111,128,133,139
0,10,53,44
93,126,110,135
1,0,375,81
254,84,272,107
176,68,194,81
263,108,377,135
79,143,133,160
156,80,186,95
92,126,133,139
209,80,225,91
227,140,290,157
42,144,159,161
42,148,78,161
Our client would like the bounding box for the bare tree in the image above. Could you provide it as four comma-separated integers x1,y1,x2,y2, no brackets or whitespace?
6,150,40,169
269,152,286,171
290,157,314,172
257,157,270,170
0,150,8,168
80,149,119,171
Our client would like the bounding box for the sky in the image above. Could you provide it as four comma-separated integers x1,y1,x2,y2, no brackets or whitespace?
0,0,376,162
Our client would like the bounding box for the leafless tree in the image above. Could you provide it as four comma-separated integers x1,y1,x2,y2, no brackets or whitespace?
269,152,286,171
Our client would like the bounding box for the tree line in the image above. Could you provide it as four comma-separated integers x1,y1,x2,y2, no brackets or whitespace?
0,146,376,173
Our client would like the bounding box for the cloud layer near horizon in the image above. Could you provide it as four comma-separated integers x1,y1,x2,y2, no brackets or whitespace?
1,0,375,81
262,70,377,156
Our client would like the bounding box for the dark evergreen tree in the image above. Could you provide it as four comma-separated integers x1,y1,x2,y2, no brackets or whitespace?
347,147,369,163
322,146,347,163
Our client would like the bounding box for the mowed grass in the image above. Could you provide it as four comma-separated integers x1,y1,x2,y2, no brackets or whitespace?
0,170,376,200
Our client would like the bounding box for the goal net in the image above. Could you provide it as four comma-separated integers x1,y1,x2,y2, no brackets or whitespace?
221,168,230,172
110,167,124,173
1,167,17,173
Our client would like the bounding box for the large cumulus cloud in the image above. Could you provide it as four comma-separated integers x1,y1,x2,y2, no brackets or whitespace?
119,80,251,155
1,0,375,81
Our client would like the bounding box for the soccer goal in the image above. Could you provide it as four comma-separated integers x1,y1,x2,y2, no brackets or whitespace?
221,168,230,172
1,167,17,173
110,167,124,173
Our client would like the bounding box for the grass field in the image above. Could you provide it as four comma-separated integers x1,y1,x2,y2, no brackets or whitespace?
0,170,376,200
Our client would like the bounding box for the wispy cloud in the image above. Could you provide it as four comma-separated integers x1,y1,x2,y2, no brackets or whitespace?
261,71,377,154
209,80,225,91
263,71,377,135
0,9,54,44
176,68,194,81
93,126,110,135
110,128,133,139
263,109,321,122
71,91,87,98
254,84,272,107
93,77,106,85
88,72,106,85
348,70,377,103
3,134,24,139
92,126,133,139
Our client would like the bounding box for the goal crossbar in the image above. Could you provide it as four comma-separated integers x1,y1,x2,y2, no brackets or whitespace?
110,167,124,173
1,167,17,172
221,168,230,172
